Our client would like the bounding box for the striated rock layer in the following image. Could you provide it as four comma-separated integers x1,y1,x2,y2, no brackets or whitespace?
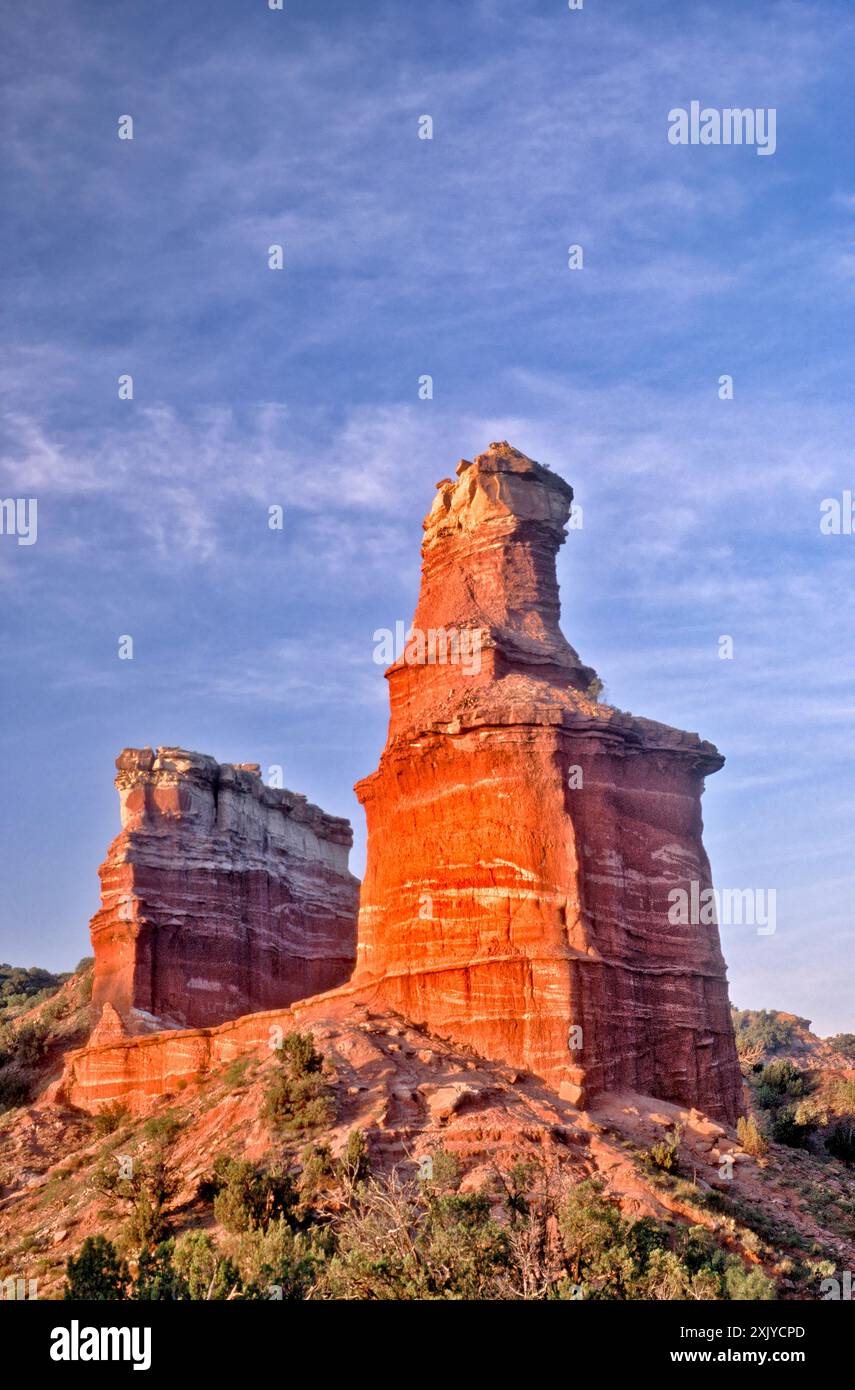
53,1002,303,1114
352,442,743,1123
90,748,359,1031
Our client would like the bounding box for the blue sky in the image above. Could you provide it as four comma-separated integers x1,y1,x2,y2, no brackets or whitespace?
1,0,853,1033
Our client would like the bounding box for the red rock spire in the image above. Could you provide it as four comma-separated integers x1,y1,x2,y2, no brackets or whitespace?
355,444,742,1123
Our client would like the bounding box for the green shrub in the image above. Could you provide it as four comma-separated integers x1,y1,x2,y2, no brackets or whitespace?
736,1113,769,1157
297,1142,334,1214
281,1032,324,1074
339,1129,371,1190
558,1179,629,1289
0,1019,49,1069
173,1230,239,1300
645,1126,682,1174
126,1183,174,1250
422,1147,460,1192
206,1156,296,1234
143,1112,182,1145
93,1102,129,1137
0,1020,50,1110
771,1104,813,1149
755,1059,806,1107
723,1261,776,1299
40,995,70,1027
230,1218,316,1299
134,1240,188,1300
92,1153,179,1252
64,1235,129,1301
262,1032,334,1133
748,1059,816,1148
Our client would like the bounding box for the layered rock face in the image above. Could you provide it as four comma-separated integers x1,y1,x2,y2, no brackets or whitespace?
55,1004,298,1114
353,442,743,1123
90,748,359,1031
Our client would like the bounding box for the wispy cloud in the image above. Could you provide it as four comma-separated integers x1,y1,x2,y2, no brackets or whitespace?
1,0,853,1026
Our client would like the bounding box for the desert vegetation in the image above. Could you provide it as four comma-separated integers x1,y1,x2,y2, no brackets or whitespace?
0,963,72,1019
64,1144,775,1302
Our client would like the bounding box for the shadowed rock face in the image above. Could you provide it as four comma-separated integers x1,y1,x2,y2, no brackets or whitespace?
353,441,743,1123
90,747,359,1031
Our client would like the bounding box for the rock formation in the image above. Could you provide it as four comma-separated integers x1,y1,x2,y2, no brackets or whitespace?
90,747,359,1031
352,442,743,1123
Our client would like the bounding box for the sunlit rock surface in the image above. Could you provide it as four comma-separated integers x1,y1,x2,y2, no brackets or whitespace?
90,747,359,1031
352,442,742,1122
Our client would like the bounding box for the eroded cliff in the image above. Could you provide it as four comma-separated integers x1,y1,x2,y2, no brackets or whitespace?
90,747,359,1031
